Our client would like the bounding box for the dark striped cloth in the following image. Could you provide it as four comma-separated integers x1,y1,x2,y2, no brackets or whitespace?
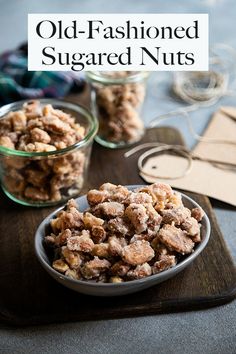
0,43,85,105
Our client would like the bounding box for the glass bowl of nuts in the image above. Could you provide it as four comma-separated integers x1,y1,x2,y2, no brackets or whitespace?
0,99,98,207
87,71,149,148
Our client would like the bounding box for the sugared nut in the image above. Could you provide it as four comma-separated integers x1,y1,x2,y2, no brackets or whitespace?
92,243,110,258
11,111,27,132
95,201,125,218
87,189,108,205
191,207,205,222
158,224,194,255
125,203,148,234
108,236,127,257
109,276,124,283
122,240,155,266
127,263,152,279
110,261,130,277
65,268,80,280
91,225,107,243
0,136,15,149
67,231,94,252
24,186,49,201
61,247,82,269
83,212,104,228
30,127,51,144
52,259,69,273
80,257,111,279
152,255,176,274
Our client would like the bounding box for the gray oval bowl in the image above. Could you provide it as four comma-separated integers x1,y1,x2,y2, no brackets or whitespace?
35,186,211,297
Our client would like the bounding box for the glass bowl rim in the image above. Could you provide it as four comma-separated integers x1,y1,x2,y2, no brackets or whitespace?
0,98,98,157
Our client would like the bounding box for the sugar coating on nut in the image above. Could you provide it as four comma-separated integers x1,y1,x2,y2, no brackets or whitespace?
122,240,155,266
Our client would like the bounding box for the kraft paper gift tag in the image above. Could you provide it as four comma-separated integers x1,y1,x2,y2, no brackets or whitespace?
140,107,236,206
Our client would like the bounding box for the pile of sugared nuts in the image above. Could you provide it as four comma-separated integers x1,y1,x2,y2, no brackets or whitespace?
0,100,86,202
95,72,146,143
45,182,204,283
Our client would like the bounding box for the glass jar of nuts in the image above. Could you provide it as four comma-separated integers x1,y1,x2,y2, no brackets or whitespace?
0,99,98,207
86,71,149,148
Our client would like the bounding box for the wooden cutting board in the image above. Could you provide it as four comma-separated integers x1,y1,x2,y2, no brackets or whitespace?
0,123,235,326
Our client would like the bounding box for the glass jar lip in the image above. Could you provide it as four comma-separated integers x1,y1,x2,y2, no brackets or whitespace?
0,98,98,157
86,71,149,85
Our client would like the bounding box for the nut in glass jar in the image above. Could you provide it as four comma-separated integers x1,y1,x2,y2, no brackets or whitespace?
87,71,149,148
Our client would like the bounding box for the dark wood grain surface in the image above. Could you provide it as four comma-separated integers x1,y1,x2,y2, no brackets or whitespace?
0,91,235,326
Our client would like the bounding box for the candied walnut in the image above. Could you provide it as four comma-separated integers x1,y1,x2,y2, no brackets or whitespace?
99,183,130,202
161,207,191,226
151,237,170,256
23,101,42,119
91,225,107,243
80,257,111,279
55,229,72,246
122,240,154,266
0,136,15,149
25,142,56,152
41,115,72,134
51,217,62,233
110,261,130,277
52,158,72,174
50,132,76,148
87,189,108,206
125,192,152,205
94,201,125,218
138,183,173,211
166,192,183,209
107,217,131,235
11,111,27,132
24,186,49,201
45,229,72,247
152,255,176,274
83,212,104,228
66,198,78,210
25,168,49,187
108,236,127,257
158,224,194,255
130,233,154,243
26,117,44,130
92,243,110,258
191,207,205,222
65,268,80,280
3,175,25,194
97,273,108,283
181,217,201,242
52,259,69,273
0,116,12,134
61,246,82,269
3,155,26,169
56,206,83,230
67,230,94,252
125,203,148,234
127,263,152,279
30,127,51,144
109,276,124,283
145,203,162,235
